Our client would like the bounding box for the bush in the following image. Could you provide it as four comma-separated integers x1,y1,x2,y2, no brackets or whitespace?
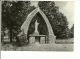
18,34,27,46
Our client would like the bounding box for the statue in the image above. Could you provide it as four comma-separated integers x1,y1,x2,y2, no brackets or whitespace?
35,20,39,33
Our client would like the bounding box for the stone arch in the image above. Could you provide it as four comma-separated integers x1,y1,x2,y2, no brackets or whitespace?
21,7,56,43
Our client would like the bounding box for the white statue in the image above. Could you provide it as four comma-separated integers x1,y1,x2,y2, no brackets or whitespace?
35,20,39,33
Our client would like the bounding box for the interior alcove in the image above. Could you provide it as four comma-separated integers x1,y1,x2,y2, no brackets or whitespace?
27,12,49,43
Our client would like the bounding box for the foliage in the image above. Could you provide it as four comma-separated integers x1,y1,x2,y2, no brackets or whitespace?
2,1,74,44
69,24,74,38
2,1,35,42
18,34,27,46
38,1,70,39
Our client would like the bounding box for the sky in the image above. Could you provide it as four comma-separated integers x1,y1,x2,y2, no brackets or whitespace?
55,1,74,28
31,1,74,29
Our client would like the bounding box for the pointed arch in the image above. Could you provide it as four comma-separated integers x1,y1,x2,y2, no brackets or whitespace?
21,7,56,43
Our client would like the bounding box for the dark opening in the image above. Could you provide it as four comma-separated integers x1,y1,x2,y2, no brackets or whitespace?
27,12,49,43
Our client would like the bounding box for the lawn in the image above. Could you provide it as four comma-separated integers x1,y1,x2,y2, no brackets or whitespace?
1,38,74,51
1,44,73,51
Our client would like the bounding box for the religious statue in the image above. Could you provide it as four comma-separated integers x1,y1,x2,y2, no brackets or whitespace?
35,20,39,33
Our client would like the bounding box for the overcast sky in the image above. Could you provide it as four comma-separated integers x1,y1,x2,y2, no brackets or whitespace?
31,1,74,29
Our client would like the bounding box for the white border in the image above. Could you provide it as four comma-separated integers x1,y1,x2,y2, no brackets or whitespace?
1,0,80,59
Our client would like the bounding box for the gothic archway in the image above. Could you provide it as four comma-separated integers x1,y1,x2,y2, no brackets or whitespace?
21,7,56,43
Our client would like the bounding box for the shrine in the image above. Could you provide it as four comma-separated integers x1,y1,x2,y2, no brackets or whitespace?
20,7,56,44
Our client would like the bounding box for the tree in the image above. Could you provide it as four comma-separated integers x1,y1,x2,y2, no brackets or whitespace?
69,24,74,38
2,1,35,42
38,1,69,39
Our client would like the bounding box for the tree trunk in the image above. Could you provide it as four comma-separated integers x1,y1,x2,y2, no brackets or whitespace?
9,28,13,43
16,36,20,43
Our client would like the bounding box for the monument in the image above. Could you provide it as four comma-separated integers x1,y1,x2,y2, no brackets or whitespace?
19,7,56,44
34,20,39,35
29,20,46,44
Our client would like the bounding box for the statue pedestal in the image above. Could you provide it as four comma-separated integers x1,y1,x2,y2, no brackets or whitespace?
40,37,45,44
29,37,35,44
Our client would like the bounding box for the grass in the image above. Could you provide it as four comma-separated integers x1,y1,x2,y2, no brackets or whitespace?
55,38,74,44
1,43,73,51
17,44,73,51
1,38,74,51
